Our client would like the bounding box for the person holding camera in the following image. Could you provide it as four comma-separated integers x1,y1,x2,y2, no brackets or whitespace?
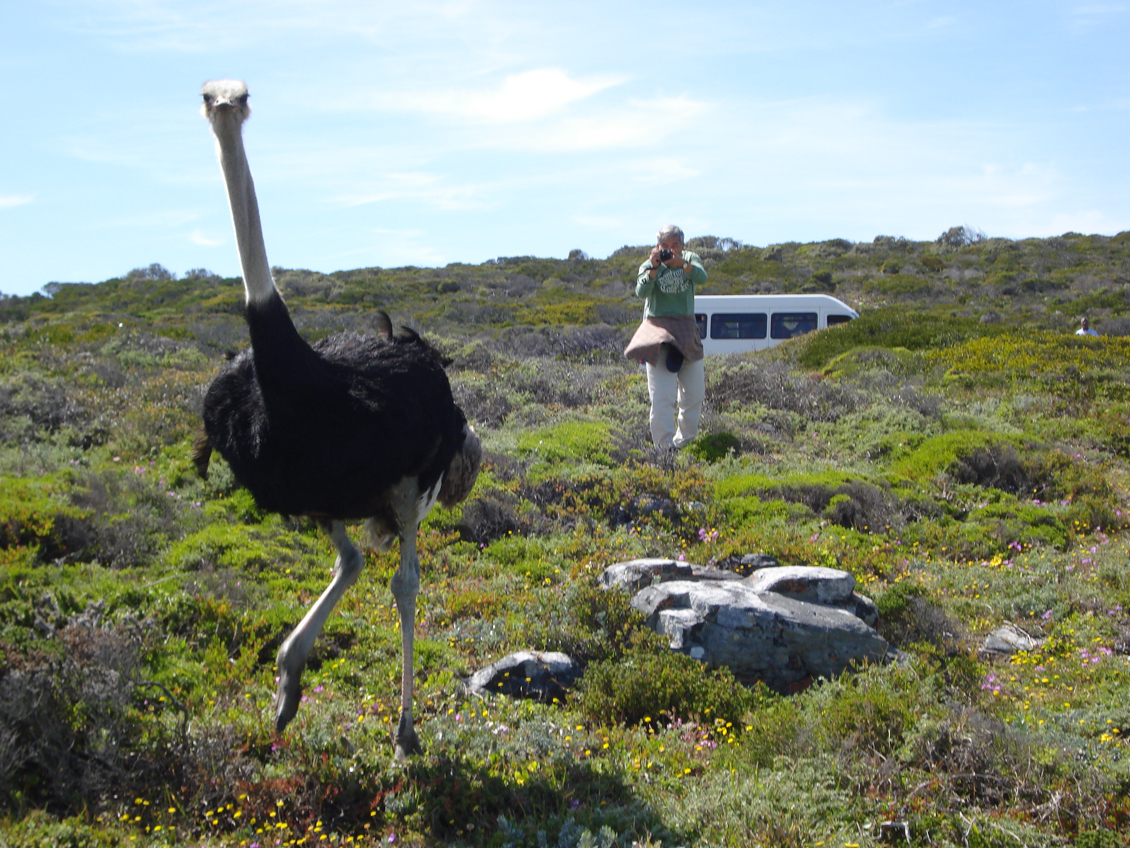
623,225,708,451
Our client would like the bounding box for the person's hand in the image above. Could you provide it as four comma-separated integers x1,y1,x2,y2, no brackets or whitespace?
648,245,664,269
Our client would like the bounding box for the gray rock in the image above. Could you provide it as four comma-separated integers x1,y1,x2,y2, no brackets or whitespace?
745,566,856,604
599,558,742,593
745,565,879,627
630,579,889,694
599,558,694,592
465,651,580,702
979,624,1044,659
606,562,889,694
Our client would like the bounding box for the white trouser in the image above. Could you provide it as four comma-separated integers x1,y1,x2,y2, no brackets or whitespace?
646,350,705,450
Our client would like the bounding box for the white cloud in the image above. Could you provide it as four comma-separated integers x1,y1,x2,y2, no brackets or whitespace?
97,210,200,229
1069,4,1128,23
572,214,624,230
0,194,34,209
190,229,224,246
55,0,406,53
329,171,495,212
480,95,710,152
365,228,448,267
372,68,625,123
627,157,701,185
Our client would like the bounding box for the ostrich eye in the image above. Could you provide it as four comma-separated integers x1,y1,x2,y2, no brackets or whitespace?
203,94,214,106
237,94,249,106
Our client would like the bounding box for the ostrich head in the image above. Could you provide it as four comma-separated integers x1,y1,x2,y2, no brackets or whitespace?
201,79,251,128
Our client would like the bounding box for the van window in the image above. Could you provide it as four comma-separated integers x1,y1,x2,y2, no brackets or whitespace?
826,314,853,327
711,312,767,340
770,312,817,339
694,313,707,338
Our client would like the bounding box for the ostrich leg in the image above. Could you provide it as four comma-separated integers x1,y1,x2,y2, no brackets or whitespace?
275,520,363,731
389,480,424,760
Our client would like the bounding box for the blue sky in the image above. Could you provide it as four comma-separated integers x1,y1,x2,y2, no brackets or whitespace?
2,1,1128,297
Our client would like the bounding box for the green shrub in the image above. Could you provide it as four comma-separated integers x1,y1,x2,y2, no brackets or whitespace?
798,664,921,757
516,419,614,466
578,644,768,727
684,431,740,462
716,494,794,529
1073,830,1125,848
164,522,295,573
794,307,1004,369
874,580,964,651
2,812,125,848
482,535,558,583
0,475,78,558
891,430,1002,480
706,359,861,422
517,577,651,665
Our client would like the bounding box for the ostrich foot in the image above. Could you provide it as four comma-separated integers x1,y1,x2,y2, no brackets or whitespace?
275,657,304,732
393,715,423,762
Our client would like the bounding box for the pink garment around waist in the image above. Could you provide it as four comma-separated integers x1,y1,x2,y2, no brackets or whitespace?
623,316,704,367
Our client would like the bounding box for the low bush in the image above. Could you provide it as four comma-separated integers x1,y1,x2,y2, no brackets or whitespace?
517,577,648,666
683,431,741,462
451,381,514,428
706,359,862,422
516,419,614,466
0,475,79,559
874,580,965,653
0,607,169,814
578,644,768,728
5,236,1130,845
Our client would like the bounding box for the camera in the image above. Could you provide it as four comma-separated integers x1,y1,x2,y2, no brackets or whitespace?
659,248,674,262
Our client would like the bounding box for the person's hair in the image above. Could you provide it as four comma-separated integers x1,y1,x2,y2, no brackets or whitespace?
657,225,684,244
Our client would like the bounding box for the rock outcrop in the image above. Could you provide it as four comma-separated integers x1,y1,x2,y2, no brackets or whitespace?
602,558,891,694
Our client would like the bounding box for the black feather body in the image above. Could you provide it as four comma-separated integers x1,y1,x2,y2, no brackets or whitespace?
201,293,467,520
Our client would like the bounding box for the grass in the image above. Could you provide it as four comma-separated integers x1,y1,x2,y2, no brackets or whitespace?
1,231,1130,845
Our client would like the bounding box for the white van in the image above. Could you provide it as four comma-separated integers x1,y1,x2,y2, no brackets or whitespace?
694,294,858,357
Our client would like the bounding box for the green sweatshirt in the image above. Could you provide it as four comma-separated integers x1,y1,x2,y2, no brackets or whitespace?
635,251,708,318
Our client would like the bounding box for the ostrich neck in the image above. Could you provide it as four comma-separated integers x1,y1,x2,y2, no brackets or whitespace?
212,118,314,379
214,122,276,307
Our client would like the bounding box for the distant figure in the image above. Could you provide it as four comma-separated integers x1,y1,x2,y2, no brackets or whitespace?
624,225,708,451
1076,317,1099,337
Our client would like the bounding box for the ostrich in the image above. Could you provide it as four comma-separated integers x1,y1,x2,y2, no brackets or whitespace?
196,79,480,760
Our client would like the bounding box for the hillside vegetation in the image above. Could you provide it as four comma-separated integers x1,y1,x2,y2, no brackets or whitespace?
2,229,1130,847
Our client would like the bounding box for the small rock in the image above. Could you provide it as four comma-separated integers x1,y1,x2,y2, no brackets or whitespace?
979,623,1044,659
465,651,580,702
